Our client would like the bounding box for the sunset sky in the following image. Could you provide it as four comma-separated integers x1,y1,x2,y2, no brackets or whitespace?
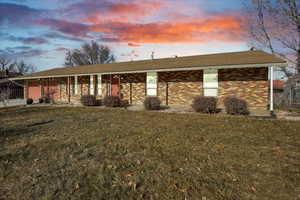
0,0,251,71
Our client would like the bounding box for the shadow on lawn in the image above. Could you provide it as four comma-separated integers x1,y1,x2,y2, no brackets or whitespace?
0,119,54,139
0,107,55,118
0,126,36,138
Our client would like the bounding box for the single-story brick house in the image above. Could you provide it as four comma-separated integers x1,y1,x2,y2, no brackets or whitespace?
11,50,286,110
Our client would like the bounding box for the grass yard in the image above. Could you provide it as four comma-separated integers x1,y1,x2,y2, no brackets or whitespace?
0,107,300,200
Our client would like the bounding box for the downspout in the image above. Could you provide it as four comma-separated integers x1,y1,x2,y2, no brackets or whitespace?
270,66,274,114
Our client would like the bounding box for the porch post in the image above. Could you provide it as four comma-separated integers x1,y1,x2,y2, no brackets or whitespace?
67,76,70,103
90,75,94,95
24,80,28,100
109,74,112,96
270,66,274,112
97,74,102,96
39,79,42,98
74,75,78,95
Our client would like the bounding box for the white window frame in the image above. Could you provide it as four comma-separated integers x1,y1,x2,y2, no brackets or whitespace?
203,69,218,97
146,72,157,96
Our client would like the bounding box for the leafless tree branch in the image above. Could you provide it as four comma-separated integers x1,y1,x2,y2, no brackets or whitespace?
65,41,116,67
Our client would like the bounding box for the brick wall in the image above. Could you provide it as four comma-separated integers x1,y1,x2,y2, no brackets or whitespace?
158,71,203,105
120,73,146,104
218,67,268,108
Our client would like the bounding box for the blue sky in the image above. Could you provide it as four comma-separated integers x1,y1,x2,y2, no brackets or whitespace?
0,0,250,71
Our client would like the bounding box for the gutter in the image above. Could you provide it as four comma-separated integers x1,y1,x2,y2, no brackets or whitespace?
10,62,287,81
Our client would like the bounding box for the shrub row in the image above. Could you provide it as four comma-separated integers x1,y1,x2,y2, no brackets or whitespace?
43,94,249,115
192,96,249,115
39,96,51,104
80,95,162,110
80,95,129,108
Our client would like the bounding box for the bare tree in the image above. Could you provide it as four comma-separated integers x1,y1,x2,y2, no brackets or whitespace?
65,41,115,67
12,60,36,74
65,50,74,67
0,55,35,74
246,0,300,77
0,56,14,72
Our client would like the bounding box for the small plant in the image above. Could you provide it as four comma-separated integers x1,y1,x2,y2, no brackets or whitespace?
26,98,33,105
42,96,51,104
39,98,44,103
80,95,97,106
224,96,249,115
144,96,161,110
120,99,130,108
95,99,102,106
103,96,121,107
192,96,217,113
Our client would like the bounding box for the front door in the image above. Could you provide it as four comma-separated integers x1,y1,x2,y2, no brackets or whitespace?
111,75,119,96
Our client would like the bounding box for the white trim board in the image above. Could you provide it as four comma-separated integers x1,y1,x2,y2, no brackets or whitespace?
10,62,286,80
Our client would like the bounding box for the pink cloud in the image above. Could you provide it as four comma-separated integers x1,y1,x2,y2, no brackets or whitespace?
90,15,245,44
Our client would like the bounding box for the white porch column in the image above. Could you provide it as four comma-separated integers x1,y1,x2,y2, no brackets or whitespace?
90,75,94,95
74,76,78,95
270,66,274,112
97,74,102,96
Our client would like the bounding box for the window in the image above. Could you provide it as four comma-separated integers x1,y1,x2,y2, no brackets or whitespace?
203,69,218,97
146,72,157,96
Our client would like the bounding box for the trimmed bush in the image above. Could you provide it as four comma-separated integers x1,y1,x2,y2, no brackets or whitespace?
103,96,121,107
26,98,33,105
80,95,97,106
120,99,130,108
95,99,102,106
42,96,51,104
39,98,44,104
224,96,249,115
192,96,217,113
144,96,161,110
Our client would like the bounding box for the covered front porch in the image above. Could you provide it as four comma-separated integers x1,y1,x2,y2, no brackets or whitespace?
23,73,147,105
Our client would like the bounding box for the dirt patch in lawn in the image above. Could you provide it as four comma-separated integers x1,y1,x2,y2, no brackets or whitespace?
0,107,300,199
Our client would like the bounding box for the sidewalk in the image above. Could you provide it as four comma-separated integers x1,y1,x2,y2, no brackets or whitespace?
0,99,26,108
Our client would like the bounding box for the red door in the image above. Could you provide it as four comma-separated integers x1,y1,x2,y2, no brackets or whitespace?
111,75,119,96
28,80,41,100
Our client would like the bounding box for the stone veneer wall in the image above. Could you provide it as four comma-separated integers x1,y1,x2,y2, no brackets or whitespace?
120,73,146,104
158,71,203,105
218,67,269,108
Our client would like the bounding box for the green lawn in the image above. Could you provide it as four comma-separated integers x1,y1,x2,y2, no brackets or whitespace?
0,107,299,200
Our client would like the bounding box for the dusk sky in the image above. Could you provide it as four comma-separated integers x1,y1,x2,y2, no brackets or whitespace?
0,0,250,71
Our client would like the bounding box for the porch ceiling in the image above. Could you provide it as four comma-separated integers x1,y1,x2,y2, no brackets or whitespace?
11,50,286,80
